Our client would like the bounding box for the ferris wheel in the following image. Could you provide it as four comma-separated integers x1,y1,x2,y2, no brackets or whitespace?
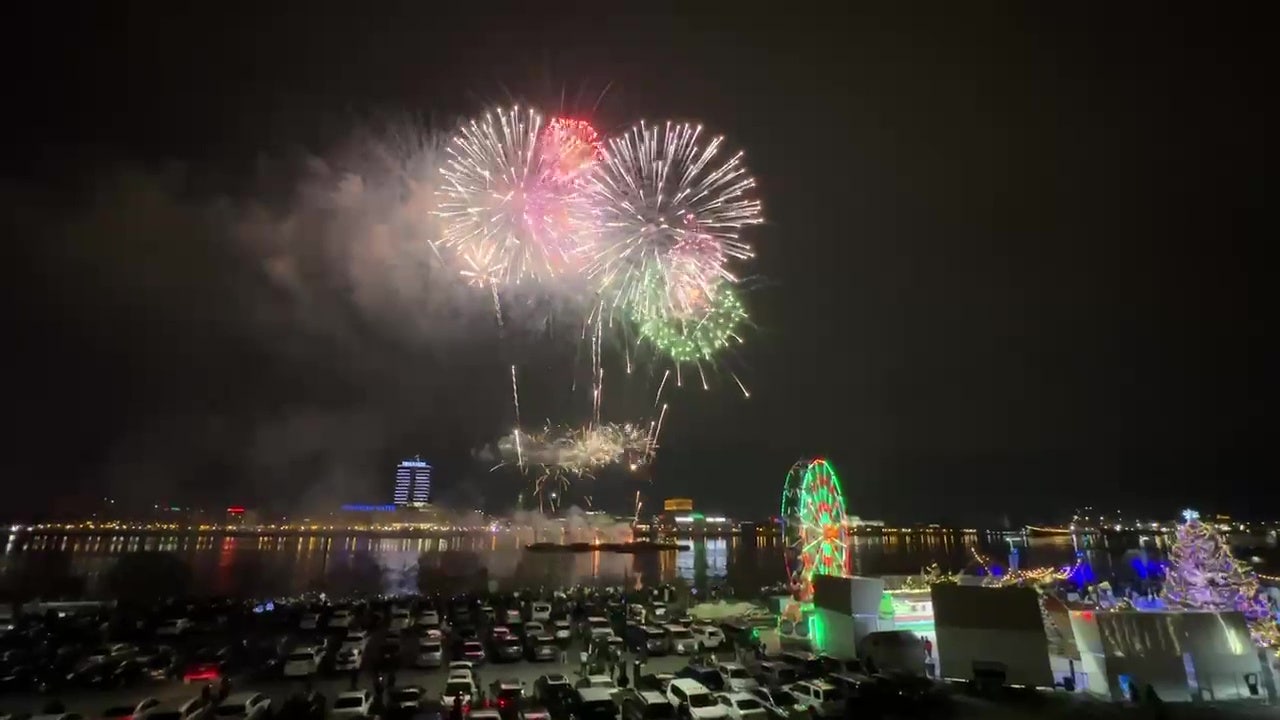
781,458,850,601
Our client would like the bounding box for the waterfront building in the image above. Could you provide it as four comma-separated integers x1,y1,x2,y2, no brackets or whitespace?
393,457,432,506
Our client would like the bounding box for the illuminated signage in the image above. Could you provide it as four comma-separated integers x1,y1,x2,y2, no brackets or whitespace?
227,507,245,514
341,504,397,512
400,461,430,468
664,498,694,512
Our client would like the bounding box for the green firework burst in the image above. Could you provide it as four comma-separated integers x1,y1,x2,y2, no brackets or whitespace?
633,278,747,364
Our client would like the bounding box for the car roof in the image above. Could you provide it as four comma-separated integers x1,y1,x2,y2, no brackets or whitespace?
541,673,569,683
220,692,259,704
636,691,668,703
718,692,755,702
797,680,836,690
718,662,745,670
670,678,712,692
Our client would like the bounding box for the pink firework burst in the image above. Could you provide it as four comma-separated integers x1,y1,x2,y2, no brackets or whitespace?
539,117,604,184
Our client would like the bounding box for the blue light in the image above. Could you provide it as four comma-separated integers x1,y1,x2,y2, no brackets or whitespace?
341,504,397,512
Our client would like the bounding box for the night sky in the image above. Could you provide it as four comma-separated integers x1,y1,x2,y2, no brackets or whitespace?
5,4,1268,524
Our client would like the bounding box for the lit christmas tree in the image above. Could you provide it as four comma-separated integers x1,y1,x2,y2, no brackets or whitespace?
1162,512,1279,651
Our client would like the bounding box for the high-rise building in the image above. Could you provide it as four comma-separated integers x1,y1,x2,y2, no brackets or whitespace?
393,457,432,506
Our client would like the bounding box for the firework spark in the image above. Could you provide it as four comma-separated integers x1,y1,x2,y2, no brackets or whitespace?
491,421,656,511
588,121,762,319
435,107,600,287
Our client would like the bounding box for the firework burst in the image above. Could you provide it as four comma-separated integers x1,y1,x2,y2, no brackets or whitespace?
492,420,660,511
435,106,600,287
588,121,762,319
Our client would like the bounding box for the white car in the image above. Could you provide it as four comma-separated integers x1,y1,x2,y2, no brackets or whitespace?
717,663,758,692
328,609,354,628
155,619,191,637
667,678,727,720
585,616,612,640
334,648,363,672
665,625,698,655
331,690,373,719
283,647,322,677
786,681,844,719
440,677,478,708
580,674,616,689
715,693,768,720
531,602,552,622
341,631,369,652
415,639,443,668
213,693,271,720
101,698,161,720
389,608,411,631
151,697,211,720
299,612,320,630
389,686,425,710
692,625,725,650
553,619,572,641
448,660,476,675
524,621,545,636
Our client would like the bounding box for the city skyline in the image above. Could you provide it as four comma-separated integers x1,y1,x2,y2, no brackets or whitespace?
4,6,1266,524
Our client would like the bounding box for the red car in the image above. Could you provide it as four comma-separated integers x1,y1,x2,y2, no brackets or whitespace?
182,662,220,684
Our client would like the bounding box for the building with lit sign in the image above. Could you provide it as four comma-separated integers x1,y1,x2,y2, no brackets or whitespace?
664,498,694,512
393,457,432,506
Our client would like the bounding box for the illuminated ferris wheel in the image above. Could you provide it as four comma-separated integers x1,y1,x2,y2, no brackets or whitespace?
781,458,850,601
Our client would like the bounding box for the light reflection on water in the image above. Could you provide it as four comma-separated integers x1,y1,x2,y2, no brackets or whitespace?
0,531,1185,599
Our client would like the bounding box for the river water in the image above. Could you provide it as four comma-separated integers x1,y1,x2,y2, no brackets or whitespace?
1,530,1265,600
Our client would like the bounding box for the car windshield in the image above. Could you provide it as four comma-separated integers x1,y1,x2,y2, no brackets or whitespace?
421,643,441,652
728,668,749,678
589,619,610,628
670,630,693,639
772,690,798,706
687,693,716,709
643,702,675,719
103,707,133,717
288,652,312,661
820,688,844,701
215,705,245,717
334,697,365,709
464,642,483,651
579,700,616,718
392,688,421,699
776,669,797,683
446,681,473,696
736,699,762,711
149,712,181,720
503,638,521,647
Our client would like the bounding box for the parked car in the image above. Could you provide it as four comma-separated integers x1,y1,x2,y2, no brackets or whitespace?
717,663,757,692
331,691,373,719
691,625,725,651
212,693,271,720
415,639,443,669
786,680,843,719
665,679,727,720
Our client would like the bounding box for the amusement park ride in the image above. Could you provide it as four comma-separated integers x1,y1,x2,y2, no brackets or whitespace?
779,457,851,624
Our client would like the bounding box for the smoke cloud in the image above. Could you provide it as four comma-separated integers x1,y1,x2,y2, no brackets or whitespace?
9,116,597,514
